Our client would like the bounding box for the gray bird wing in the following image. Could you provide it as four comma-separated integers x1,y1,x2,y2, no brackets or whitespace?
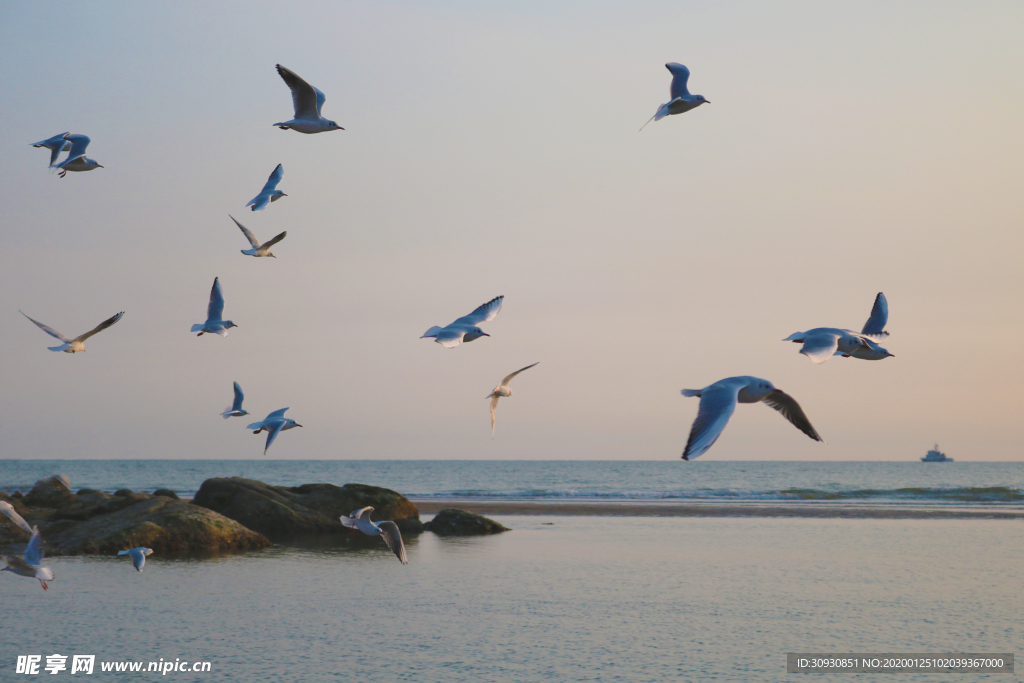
230,215,261,249
681,382,741,460
861,292,889,339
72,311,124,343
25,526,44,566
261,164,284,193
501,362,539,386
261,231,287,249
263,420,286,453
377,521,408,564
799,331,842,364
0,502,34,535
276,65,320,120
434,328,466,348
20,311,70,342
207,278,225,322
130,548,146,571
232,382,245,412
453,295,503,326
59,134,92,165
490,395,500,435
761,390,824,443
666,63,691,99
265,408,290,420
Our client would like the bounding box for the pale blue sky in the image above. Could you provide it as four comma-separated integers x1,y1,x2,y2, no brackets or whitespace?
1,1,1021,460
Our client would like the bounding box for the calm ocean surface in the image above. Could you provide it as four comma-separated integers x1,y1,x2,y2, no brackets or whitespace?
3,460,1024,505
3,516,1021,682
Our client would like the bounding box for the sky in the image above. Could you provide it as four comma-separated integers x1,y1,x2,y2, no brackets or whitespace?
0,0,1021,461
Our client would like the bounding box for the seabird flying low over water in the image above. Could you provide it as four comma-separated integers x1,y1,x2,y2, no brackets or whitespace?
49,134,103,177
230,215,286,257
640,63,709,131
247,408,302,454
246,164,286,211
2,526,55,591
118,547,153,572
20,310,124,353
340,507,408,565
221,382,249,419
30,132,72,167
680,376,823,460
0,502,34,535
486,362,539,435
421,296,503,348
273,64,344,134
191,277,237,337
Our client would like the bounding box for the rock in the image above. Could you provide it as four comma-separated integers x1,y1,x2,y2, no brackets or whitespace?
153,489,179,500
114,489,134,497
424,509,510,536
1,480,270,557
192,477,424,542
42,497,270,556
23,475,76,508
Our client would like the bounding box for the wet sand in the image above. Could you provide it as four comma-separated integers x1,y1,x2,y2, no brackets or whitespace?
411,499,1024,520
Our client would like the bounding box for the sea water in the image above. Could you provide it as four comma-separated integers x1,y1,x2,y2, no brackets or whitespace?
4,460,1024,505
2,515,1021,682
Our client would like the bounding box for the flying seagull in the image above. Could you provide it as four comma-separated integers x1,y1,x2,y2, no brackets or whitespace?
640,63,709,131
0,501,34,535
2,526,55,591
421,296,503,348
246,164,286,211
20,310,123,353
273,64,344,134
29,132,72,167
221,381,249,419
246,408,302,454
49,134,103,177
680,376,823,460
340,507,408,565
486,362,539,435
230,215,286,257
782,328,872,364
191,277,237,336
118,547,153,572
836,292,894,360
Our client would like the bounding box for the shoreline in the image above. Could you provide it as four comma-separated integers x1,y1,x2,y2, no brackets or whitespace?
409,499,1024,520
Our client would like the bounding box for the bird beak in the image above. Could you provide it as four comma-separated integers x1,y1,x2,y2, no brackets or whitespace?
705,99,710,103
482,333,490,337
888,353,896,358
97,164,105,168
295,424,303,428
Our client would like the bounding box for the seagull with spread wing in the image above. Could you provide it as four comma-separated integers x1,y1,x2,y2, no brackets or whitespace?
421,296,503,348
20,310,123,353
680,376,823,460
246,408,302,454
49,133,103,177
230,215,286,257
191,277,237,337
2,526,55,591
118,547,153,572
273,64,344,134
340,507,408,565
221,382,249,419
246,164,287,211
640,63,709,131
486,362,539,435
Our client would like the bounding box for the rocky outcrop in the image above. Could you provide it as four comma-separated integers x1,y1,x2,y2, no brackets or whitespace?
191,477,424,542
424,508,510,536
0,481,269,557
153,489,179,499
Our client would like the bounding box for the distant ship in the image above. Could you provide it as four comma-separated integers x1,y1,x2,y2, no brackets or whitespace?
921,444,953,462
